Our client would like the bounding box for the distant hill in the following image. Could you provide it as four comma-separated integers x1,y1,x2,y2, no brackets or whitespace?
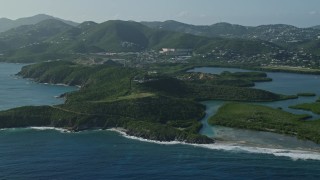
0,19,284,62
0,19,75,62
142,20,250,37
0,19,74,51
0,14,78,33
311,25,320,30
142,21,320,46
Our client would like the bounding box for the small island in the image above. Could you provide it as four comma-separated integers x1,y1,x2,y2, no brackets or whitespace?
290,101,320,115
209,103,320,143
297,93,317,97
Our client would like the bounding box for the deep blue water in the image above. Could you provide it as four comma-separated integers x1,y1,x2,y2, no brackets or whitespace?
1,64,320,179
1,129,320,179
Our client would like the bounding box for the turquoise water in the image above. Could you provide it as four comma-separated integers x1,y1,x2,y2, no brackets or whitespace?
1,64,320,179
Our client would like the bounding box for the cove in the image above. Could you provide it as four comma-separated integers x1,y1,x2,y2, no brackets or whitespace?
0,63,77,110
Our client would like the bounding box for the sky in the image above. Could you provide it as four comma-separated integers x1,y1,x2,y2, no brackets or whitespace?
0,0,320,27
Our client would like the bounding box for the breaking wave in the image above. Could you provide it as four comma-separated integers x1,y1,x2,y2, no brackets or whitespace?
1,127,319,161
108,128,320,161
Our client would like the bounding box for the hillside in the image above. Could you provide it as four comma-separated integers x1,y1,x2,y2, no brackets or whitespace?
142,20,250,38
50,20,277,54
0,19,283,63
142,21,320,46
0,14,78,33
0,19,75,62
0,19,73,49
294,39,320,56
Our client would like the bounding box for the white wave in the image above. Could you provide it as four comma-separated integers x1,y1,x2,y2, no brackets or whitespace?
39,82,79,88
197,143,320,161
108,128,182,145
108,128,320,161
0,128,27,131
56,83,69,87
29,127,70,133
2,127,319,160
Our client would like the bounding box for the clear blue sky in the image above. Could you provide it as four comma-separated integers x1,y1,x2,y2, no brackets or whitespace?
0,0,319,27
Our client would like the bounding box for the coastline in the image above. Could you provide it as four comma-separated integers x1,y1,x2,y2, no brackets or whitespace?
96,128,320,161
186,64,320,75
8,126,319,161
107,128,320,158
5,62,320,160
2,125,320,161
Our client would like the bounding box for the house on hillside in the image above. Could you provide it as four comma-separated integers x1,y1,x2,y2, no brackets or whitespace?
159,48,192,56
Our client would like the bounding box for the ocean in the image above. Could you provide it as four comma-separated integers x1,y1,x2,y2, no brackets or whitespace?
0,63,320,179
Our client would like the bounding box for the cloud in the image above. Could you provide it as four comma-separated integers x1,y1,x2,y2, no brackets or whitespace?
176,11,190,18
199,14,207,18
111,13,121,19
308,11,318,15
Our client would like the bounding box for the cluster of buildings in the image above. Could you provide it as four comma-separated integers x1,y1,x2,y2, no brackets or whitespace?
198,47,319,68
83,44,320,69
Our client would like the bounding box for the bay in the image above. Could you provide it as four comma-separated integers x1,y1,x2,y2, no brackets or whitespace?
0,63,77,110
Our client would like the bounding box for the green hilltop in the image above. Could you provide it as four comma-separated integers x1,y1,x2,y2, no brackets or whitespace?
0,19,281,63
142,20,320,47
0,14,78,33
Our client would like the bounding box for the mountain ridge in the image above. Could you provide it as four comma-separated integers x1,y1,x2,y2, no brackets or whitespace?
0,18,317,66
0,14,78,33
0,19,280,57
142,21,320,46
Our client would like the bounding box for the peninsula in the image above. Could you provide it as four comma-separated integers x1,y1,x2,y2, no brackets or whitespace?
0,61,294,144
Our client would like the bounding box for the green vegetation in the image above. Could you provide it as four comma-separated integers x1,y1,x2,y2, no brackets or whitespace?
290,102,320,114
124,121,211,143
0,18,320,73
209,103,320,143
296,39,320,56
0,60,296,143
0,19,283,63
258,66,320,75
0,14,78,33
219,71,272,82
143,66,285,102
1,17,320,144
0,61,213,143
142,78,295,101
297,93,316,97
143,20,320,48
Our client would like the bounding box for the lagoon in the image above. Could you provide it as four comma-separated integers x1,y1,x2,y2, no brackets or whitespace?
190,67,320,119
